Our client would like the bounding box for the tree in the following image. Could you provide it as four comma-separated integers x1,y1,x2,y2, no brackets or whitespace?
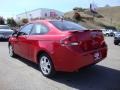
22,18,28,24
0,17,5,25
7,18,17,27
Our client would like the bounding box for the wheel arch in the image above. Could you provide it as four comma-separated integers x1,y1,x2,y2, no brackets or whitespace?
36,50,56,71
36,50,53,64
36,50,56,77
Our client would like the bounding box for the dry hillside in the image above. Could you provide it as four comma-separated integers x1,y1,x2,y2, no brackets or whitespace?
64,6,120,29
97,6,120,25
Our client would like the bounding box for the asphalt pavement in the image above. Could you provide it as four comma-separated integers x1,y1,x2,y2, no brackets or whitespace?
0,37,120,90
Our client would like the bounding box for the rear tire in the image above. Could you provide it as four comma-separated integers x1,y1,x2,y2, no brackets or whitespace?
38,53,55,77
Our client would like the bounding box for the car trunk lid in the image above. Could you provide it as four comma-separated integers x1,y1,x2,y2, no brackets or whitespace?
62,30,106,52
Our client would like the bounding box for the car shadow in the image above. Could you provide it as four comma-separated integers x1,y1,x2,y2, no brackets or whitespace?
0,39,8,42
14,56,39,70
15,56,120,90
52,65,120,90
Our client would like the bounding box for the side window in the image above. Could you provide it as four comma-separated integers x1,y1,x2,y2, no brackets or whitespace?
19,24,33,35
30,24,49,35
41,25,49,34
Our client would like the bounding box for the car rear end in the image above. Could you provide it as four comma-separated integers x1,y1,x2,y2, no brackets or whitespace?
114,32,120,45
49,20,108,72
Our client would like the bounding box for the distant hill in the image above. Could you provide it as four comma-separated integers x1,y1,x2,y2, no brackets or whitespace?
64,6,120,30
97,6,120,26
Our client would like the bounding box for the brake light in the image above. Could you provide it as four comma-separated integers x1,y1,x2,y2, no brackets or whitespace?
60,36,79,46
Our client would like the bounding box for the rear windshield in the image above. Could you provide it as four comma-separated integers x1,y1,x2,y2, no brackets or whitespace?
0,25,10,29
50,21,86,31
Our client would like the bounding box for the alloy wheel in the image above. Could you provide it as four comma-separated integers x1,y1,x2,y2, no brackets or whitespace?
9,45,13,57
9,45,15,57
40,56,51,75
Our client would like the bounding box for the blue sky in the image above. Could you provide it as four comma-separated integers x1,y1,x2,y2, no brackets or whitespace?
0,0,120,18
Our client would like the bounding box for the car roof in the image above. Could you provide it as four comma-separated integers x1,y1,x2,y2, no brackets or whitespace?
29,19,65,24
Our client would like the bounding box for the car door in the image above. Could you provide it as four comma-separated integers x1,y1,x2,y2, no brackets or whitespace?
27,23,49,62
14,24,33,59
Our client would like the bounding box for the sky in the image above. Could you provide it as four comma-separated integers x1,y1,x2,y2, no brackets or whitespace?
0,0,120,18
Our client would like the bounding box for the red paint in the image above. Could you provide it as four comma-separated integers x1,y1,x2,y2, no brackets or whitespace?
9,20,107,72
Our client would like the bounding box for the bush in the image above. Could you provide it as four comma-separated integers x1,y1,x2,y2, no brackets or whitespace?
73,12,81,22
7,18,17,27
115,24,120,30
73,7,86,12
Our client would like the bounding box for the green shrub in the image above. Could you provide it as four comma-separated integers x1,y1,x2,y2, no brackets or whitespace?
73,7,86,12
73,12,81,22
7,18,17,27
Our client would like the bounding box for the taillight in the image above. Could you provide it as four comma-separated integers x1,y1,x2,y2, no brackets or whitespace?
60,36,79,46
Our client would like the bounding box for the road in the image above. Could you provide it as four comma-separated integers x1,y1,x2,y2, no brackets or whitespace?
0,37,120,90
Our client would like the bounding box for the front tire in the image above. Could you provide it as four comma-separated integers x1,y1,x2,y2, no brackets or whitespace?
9,45,16,57
39,53,55,77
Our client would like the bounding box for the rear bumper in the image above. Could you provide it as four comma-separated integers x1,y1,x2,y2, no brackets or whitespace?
53,47,107,72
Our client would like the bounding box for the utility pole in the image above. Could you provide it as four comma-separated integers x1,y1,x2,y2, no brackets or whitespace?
25,9,28,19
110,18,112,25
90,0,97,23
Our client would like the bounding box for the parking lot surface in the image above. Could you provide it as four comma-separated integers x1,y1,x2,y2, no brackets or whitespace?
0,37,120,90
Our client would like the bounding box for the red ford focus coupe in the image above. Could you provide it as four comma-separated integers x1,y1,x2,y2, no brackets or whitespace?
8,20,107,77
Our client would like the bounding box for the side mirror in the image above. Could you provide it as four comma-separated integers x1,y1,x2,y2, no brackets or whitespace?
17,32,27,37
12,31,18,37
